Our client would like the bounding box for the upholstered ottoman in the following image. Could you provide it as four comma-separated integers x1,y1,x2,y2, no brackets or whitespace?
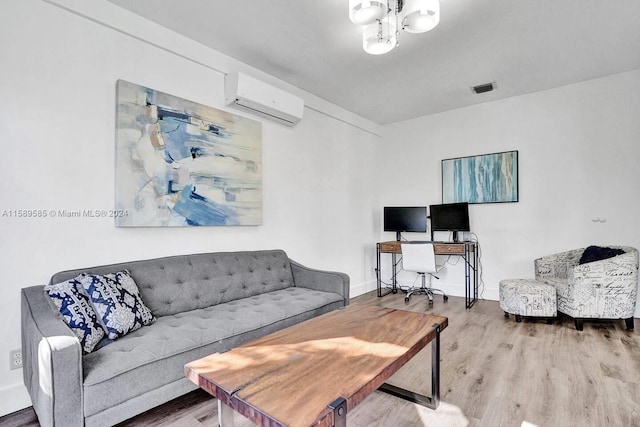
499,279,557,322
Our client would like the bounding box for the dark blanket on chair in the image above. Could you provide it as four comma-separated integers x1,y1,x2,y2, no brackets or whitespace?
579,245,625,264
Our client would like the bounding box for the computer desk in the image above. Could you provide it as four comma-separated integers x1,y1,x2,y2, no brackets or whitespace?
376,240,478,308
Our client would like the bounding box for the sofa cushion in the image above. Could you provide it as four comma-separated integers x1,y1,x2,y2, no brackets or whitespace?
82,270,155,340
49,250,296,317
44,275,105,354
578,245,625,265
132,250,296,317
81,287,344,417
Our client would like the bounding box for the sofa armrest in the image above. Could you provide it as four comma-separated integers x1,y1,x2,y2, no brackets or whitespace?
569,251,639,292
289,260,350,306
534,248,584,280
572,250,638,275
21,286,83,427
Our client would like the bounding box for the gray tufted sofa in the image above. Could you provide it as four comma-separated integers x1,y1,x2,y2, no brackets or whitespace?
21,249,349,427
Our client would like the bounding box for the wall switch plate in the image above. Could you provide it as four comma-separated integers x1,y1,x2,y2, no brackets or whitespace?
10,349,22,370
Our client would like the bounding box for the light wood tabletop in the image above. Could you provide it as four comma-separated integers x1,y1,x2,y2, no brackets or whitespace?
185,304,447,427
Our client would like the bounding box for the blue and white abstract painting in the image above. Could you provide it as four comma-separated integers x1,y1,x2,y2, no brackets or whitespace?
442,151,518,204
115,80,262,226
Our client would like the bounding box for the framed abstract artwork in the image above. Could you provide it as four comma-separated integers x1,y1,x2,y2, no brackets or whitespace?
115,80,262,227
442,150,518,204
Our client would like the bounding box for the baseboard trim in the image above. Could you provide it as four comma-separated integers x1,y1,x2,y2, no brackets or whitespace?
0,383,32,417
350,280,378,298
351,280,499,302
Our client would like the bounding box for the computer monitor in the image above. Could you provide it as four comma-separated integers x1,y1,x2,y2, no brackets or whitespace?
429,203,470,241
383,206,427,241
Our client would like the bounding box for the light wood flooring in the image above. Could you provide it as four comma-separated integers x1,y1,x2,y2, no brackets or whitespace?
3,292,639,427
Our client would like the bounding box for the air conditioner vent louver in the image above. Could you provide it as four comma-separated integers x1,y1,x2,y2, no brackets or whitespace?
225,72,304,126
232,98,297,126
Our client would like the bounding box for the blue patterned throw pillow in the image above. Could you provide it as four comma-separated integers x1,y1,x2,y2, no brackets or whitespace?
82,270,155,340
45,275,106,354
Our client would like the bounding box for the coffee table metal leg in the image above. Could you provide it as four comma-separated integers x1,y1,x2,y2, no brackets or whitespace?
430,323,440,408
379,323,441,410
328,397,347,427
218,399,235,427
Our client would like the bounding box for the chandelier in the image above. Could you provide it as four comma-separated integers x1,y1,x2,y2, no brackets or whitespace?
349,0,440,55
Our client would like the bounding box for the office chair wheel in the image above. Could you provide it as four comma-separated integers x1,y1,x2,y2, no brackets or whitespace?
404,296,410,303
443,295,449,302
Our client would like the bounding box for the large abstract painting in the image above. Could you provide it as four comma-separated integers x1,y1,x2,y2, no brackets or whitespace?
442,150,518,204
115,80,262,226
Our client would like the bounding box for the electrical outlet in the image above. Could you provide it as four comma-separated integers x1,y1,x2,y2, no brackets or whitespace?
10,349,22,370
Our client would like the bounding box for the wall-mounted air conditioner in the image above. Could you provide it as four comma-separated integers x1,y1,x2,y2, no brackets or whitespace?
224,72,304,127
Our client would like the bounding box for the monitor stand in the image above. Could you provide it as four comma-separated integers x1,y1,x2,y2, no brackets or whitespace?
452,231,459,242
396,232,402,242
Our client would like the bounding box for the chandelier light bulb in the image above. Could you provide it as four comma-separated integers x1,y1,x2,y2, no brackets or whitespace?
349,0,388,25
402,0,440,33
363,18,397,55
350,0,438,54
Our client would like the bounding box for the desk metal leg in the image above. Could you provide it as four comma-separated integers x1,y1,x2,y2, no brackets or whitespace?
217,399,235,427
376,244,393,297
391,252,398,293
464,244,469,308
379,324,441,409
376,244,382,297
473,246,478,304
465,243,479,309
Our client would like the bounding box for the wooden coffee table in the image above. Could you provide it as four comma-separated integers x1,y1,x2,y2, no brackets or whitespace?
185,304,447,427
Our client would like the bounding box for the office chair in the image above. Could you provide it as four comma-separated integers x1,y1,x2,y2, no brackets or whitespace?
401,242,448,305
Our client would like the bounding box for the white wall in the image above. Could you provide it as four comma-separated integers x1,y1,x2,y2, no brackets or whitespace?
379,69,640,309
0,0,380,415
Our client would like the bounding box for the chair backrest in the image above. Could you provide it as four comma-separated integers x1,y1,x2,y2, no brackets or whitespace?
401,242,437,274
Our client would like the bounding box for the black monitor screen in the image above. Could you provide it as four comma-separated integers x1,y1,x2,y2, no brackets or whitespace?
429,203,470,231
383,207,427,233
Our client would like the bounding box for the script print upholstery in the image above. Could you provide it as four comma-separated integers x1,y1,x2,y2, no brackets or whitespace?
535,247,639,319
499,279,557,317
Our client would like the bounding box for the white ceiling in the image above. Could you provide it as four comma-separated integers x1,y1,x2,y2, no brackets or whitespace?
108,0,640,125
